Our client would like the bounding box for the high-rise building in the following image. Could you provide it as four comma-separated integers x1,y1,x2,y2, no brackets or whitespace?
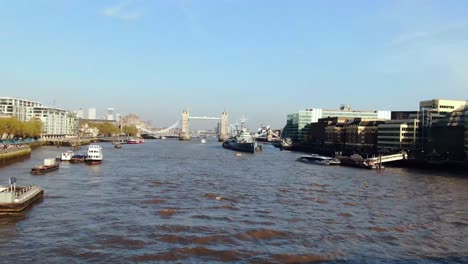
76,108,84,119
0,97,43,121
106,108,115,121
88,108,96,120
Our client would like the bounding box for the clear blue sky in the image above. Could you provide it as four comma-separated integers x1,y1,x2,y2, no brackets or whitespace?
1,0,467,129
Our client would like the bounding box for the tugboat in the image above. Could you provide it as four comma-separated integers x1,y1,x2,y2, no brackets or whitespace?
31,158,59,175
85,144,103,165
222,119,260,153
298,154,341,166
0,178,44,214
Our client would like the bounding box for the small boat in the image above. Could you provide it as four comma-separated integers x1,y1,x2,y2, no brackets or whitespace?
0,178,44,214
201,137,207,144
114,144,122,149
70,154,86,163
31,158,59,175
60,150,74,161
85,144,103,165
127,138,144,144
279,137,293,151
298,154,341,166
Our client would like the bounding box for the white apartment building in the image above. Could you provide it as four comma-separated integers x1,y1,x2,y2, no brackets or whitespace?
377,119,420,151
33,107,78,138
0,97,43,121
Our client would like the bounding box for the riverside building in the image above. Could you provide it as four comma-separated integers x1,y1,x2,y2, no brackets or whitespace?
0,97,43,121
377,119,420,152
284,105,391,142
419,99,467,127
1,96,79,139
33,107,78,138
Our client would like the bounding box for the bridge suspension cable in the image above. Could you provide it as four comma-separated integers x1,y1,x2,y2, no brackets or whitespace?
154,120,181,134
140,120,181,134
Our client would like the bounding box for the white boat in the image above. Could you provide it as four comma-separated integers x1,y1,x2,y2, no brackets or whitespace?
85,144,103,165
201,137,207,143
298,154,341,166
60,150,74,161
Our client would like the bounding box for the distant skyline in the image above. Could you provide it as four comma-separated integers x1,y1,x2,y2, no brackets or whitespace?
1,0,467,129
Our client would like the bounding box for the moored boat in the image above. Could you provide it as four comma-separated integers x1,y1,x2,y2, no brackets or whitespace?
338,154,383,169
31,158,59,175
279,137,293,151
222,119,260,153
298,154,341,166
70,154,86,163
0,178,44,214
85,144,103,165
60,150,74,161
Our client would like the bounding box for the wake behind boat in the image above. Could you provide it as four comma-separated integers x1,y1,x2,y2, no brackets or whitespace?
298,154,341,166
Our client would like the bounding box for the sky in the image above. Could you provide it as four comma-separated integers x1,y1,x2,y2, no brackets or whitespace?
1,0,467,129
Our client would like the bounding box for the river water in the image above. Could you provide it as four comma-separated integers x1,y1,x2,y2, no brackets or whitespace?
0,139,467,263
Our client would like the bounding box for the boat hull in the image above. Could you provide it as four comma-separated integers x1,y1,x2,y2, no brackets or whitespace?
85,160,102,165
31,164,59,175
222,141,256,153
298,157,341,166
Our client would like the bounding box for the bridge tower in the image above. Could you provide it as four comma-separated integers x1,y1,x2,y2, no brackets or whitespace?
218,111,229,142
179,108,191,141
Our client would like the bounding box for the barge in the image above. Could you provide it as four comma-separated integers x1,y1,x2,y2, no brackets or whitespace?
0,178,44,214
31,158,59,175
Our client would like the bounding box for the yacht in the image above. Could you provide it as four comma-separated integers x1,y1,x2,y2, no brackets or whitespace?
85,144,103,165
298,154,341,166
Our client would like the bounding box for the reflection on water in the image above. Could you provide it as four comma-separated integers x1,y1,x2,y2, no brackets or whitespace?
0,141,467,263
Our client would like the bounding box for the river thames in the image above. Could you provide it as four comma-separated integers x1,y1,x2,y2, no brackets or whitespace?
1,139,467,263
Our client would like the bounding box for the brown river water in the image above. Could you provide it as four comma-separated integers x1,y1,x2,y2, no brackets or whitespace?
1,139,467,263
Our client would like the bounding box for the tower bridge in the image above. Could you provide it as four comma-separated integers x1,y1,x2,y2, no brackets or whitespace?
140,108,229,141
180,108,229,141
